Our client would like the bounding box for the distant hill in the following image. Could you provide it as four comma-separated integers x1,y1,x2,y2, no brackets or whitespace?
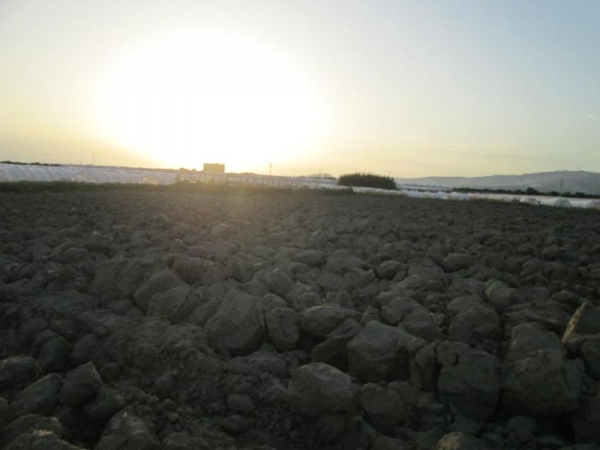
395,171,600,195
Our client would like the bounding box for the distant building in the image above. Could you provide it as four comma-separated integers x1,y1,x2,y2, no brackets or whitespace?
203,163,225,173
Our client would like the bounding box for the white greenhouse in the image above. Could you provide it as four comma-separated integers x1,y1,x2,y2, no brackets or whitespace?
1,163,598,210
0,164,176,185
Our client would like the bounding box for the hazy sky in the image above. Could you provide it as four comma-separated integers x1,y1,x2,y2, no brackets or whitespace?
1,0,599,177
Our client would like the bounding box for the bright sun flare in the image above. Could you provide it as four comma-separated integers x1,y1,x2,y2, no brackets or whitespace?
93,33,327,171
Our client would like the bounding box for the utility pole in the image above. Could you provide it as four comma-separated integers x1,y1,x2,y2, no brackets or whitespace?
92,152,95,166
269,163,272,176
560,178,564,196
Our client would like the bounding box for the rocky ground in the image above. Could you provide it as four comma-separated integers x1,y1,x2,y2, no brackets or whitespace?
1,187,600,450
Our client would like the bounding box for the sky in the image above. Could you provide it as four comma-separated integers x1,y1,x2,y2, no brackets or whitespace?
0,0,599,177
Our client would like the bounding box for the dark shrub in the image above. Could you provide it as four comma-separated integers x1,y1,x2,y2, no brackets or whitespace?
338,173,397,191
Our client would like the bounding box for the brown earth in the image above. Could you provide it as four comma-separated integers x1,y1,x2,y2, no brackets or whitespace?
1,188,600,449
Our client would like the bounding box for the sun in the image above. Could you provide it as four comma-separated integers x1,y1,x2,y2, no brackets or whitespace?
92,32,327,171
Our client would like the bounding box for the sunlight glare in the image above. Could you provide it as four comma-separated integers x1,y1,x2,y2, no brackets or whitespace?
93,33,327,171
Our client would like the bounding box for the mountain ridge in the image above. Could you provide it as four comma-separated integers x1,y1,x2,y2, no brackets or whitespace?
394,170,600,195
